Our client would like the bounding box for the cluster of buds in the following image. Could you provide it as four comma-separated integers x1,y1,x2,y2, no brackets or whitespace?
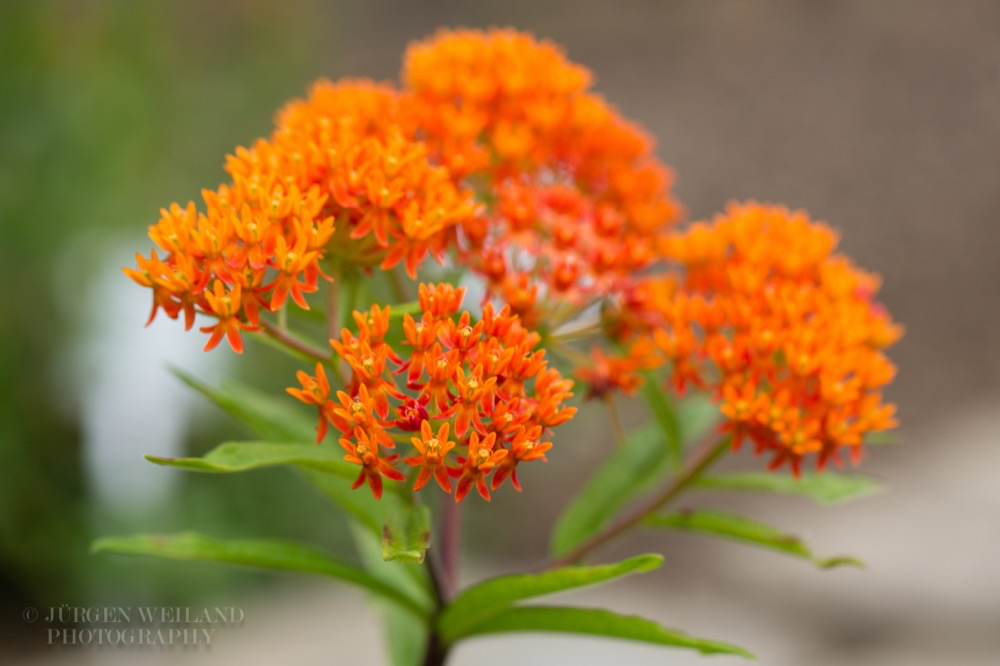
598,202,902,474
288,284,577,501
405,29,682,328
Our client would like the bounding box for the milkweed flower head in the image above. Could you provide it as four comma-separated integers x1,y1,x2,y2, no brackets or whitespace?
287,284,577,500
125,80,478,353
602,202,902,474
404,29,682,328
125,26,901,499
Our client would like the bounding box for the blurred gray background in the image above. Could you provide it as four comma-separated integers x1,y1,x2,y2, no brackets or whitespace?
1,0,998,664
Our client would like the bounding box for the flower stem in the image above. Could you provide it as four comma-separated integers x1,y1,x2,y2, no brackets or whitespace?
545,432,731,569
421,626,448,666
440,494,461,600
259,320,329,362
421,554,451,666
605,395,627,448
327,279,340,341
388,266,410,303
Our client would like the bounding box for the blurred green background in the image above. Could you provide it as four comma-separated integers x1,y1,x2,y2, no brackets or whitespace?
0,0,362,637
2,1,999,664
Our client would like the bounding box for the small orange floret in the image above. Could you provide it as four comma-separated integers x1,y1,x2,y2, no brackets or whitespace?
452,431,507,502
405,420,456,492
286,362,333,442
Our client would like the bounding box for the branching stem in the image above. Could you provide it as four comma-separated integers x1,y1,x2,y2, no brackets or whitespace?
545,432,731,569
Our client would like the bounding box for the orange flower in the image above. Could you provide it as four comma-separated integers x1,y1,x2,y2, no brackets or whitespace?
340,427,405,500
576,347,649,400
451,432,507,502
418,283,465,320
403,28,682,328
405,420,456,492
292,283,577,501
606,202,901,474
126,80,478,352
200,281,255,353
491,425,552,492
285,363,334,443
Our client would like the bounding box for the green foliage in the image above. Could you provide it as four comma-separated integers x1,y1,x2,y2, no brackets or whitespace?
145,441,358,480
92,532,429,618
551,425,668,556
697,471,882,505
552,387,719,557
449,606,754,658
639,376,683,468
647,509,863,569
350,525,432,666
171,367,316,443
381,504,431,563
439,554,662,644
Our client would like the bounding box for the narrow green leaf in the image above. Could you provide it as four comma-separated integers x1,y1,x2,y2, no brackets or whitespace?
553,383,721,556
92,532,429,618
676,393,721,446
171,367,316,443
449,605,753,658
640,375,682,468
381,601,426,666
349,522,433,666
646,509,863,569
145,441,358,479
381,504,431,563
302,469,385,534
439,554,662,643
696,472,882,505
551,425,671,556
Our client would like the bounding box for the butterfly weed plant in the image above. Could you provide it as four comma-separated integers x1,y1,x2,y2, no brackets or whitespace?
98,28,902,664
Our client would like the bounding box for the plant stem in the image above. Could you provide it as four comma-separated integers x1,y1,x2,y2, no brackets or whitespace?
440,495,461,601
421,625,448,666
259,320,330,362
387,266,409,303
546,432,731,569
327,278,340,341
605,395,627,448
547,337,591,367
423,541,451,665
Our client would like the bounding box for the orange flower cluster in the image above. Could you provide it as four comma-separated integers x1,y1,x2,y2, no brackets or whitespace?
404,29,682,327
287,284,577,500
125,80,478,352
605,203,902,474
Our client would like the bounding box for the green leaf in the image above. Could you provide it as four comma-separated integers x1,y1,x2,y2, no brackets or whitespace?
676,393,721,446
696,472,882,505
302,468,386,534
381,504,431,563
349,523,433,665
646,509,863,569
92,532,429,618
439,554,662,643
551,425,671,556
448,605,753,658
171,367,316,443
640,375,682,468
145,441,358,480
